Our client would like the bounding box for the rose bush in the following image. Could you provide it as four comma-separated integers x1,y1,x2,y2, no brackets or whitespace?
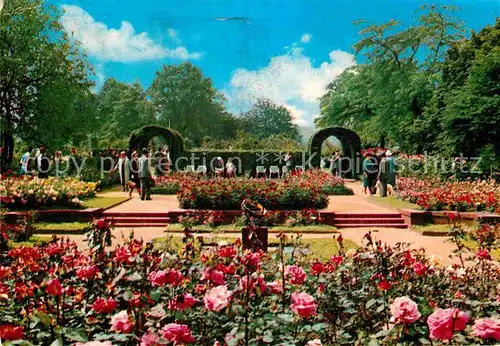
0,176,97,209
396,177,500,212
0,225,499,345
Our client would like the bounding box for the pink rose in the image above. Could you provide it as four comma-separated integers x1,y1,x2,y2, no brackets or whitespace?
169,293,197,311
140,332,159,346
307,339,322,346
201,268,226,286
472,318,500,341
285,265,307,285
413,262,427,276
110,310,134,334
390,297,421,324
267,281,283,295
162,323,195,344
204,285,232,312
290,291,316,318
239,274,267,295
148,269,183,287
476,249,491,260
427,308,469,340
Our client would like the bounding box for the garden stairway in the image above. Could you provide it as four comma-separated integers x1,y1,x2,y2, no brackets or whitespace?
103,211,171,228
328,212,408,229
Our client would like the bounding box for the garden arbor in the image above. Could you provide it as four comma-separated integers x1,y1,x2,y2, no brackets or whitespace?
309,127,362,179
129,126,184,170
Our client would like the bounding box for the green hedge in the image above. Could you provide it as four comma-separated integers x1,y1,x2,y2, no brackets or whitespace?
180,150,310,175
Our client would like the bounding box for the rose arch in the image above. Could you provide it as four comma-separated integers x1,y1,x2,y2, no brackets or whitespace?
308,127,362,179
129,125,184,170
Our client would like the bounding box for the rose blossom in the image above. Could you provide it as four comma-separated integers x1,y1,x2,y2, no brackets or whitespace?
76,265,100,280
307,339,322,346
217,245,237,258
427,308,469,340
110,310,134,333
92,298,118,314
148,269,183,287
267,281,283,295
413,262,427,276
140,332,160,346
290,291,316,318
390,297,421,324
201,268,226,286
285,265,307,285
169,293,197,311
0,324,25,340
310,262,324,276
204,285,232,312
472,318,500,341
476,249,491,260
162,323,195,344
45,278,63,297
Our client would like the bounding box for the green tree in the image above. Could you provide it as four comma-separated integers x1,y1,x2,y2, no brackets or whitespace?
316,4,466,151
421,19,500,157
148,63,229,147
96,78,155,146
240,98,301,142
0,0,94,167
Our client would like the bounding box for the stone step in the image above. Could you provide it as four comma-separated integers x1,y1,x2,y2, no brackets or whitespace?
335,223,408,229
333,213,402,218
333,218,405,224
103,212,170,218
105,217,171,224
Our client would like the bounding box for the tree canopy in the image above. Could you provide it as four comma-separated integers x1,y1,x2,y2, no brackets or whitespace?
0,0,94,164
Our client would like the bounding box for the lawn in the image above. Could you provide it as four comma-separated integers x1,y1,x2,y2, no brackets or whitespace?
166,223,338,233
368,195,419,210
9,235,51,248
154,234,357,261
83,196,129,209
34,222,91,234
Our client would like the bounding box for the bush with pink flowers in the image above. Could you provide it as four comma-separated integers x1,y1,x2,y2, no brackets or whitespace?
0,226,499,345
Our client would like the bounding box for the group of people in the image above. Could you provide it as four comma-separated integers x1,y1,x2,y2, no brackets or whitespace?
114,148,154,201
213,157,237,177
19,146,52,178
362,149,397,197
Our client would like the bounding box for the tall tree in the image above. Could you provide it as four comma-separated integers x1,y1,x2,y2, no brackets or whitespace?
96,78,155,145
148,63,228,147
0,0,93,166
316,4,466,151
420,19,500,156
240,98,301,142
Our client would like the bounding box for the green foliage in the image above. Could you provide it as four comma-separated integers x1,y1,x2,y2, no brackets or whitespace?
0,0,95,166
240,98,301,142
148,63,236,147
200,131,304,151
95,79,155,144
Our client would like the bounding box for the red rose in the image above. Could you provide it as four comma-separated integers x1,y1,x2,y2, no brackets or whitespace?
378,280,392,291
290,291,317,319
96,218,108,230
76,265,100,280
476,249,491,260
330,255,343,266
217,245,237,258
413,262,427,276
285,265,307,285
0,324,25,340
310,262,325,276
162,323,195,344
45,278,63,297
92,297,118,314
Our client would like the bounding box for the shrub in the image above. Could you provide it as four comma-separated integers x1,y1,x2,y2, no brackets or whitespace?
0,176,97,209
0,230,498,345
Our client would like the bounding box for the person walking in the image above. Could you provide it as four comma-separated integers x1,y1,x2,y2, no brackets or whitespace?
20,147,33,176
283,151,293,177
138,148,152,201
377,152,390,197
362,151,378,196
114,151,130,192
386,150,396,194
37,146,50,178
128,151,141,197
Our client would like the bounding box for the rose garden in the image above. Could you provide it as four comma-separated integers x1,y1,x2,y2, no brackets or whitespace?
1,1,500,345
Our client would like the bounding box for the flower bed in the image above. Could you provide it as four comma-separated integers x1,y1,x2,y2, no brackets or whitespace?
0,177,97,209
396,177,500,212
0,229,498,345
154,170,353,197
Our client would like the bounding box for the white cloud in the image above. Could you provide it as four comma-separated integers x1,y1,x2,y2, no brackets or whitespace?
91,64,106,93
167,28,180,44
227,46,356,125
300,33,312,43
60,5,201,62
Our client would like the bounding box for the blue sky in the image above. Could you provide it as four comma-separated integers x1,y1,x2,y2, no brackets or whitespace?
55,0,500,126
